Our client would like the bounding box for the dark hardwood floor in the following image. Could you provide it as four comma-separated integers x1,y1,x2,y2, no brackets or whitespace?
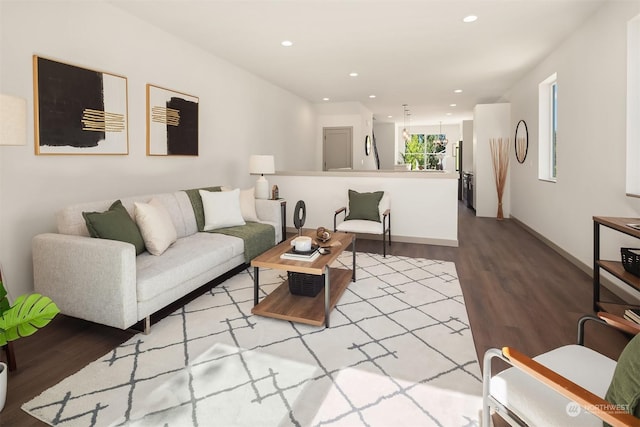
1,203,630,426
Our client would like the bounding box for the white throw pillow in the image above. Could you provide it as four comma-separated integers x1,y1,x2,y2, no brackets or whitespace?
199,188,246,231
134,198,178,256
240,188,259,222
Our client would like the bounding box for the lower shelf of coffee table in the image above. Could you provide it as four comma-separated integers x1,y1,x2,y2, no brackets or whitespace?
252,268,352,326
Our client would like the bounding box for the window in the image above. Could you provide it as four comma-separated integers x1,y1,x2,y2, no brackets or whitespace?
403,133,447,170
539,73,558,182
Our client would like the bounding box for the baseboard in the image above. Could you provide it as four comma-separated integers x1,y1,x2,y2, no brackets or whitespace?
285,227,458,247
510,215,640,304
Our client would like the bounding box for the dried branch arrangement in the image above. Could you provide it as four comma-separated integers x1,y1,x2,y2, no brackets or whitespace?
490,138,510,219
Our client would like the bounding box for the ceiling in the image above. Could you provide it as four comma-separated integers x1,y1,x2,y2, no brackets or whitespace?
110,0,606,126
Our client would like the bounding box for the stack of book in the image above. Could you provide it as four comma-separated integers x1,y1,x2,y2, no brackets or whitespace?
280,245,320,262
624,308,640,324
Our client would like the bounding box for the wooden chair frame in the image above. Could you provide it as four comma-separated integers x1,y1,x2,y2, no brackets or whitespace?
482,312,640,427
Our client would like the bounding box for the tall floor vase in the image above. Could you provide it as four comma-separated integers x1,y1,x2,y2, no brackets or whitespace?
490,138,509,220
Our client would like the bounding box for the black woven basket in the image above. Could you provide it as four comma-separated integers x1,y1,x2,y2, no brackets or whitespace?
621,248,640,277
288,272,324,297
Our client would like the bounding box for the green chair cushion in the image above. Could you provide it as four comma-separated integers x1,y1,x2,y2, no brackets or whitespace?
82,200,146,255
345,189,383,222
605,332,640,424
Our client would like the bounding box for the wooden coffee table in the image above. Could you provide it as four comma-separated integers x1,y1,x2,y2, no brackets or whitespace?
251,231,355,328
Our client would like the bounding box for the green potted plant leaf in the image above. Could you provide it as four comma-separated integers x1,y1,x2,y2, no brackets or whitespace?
0,271,59,411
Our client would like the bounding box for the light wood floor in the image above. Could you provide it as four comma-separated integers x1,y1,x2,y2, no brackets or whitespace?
1,203,630,426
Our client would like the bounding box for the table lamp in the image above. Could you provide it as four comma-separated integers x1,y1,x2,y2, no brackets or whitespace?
249,155,275,199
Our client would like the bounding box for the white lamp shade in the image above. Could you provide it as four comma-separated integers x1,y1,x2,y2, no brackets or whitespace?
249,155,275,175
0,94,27,146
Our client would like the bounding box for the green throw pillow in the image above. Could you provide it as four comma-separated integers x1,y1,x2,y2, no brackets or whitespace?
82,200,146,255
345,190,383,222
604,332,640,425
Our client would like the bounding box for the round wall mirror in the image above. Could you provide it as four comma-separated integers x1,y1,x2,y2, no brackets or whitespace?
365,135,371,156
514,120,529,164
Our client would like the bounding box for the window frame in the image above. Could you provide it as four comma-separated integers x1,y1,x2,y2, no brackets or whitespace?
538,73,558,182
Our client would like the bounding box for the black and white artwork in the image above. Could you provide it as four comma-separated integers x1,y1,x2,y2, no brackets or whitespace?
33,56,128,155
146,84,199,156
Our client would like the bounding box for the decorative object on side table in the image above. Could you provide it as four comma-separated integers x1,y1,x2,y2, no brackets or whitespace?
249,155,275,199
489,138,510,219
271,185,279,200
0,266,60,411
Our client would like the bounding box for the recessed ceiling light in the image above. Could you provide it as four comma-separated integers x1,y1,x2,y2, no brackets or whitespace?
322,97,330,101
463,15,478,23
387,115,393,118
454,89,463,93
349,72,358,77
446,113,453,116
450,104,457,107
369,95,376,99
281,40,293,47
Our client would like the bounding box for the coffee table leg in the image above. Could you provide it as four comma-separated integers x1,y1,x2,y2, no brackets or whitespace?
254,266,259,305
352,236,356,282
324,266,330,328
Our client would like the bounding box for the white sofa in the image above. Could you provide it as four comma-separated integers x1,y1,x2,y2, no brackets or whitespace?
32,189,283,332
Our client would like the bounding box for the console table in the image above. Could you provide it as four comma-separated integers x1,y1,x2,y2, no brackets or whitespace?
593,216,640,314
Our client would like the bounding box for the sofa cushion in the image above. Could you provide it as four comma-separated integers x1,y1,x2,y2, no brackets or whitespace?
82,200,146,255
240,188,259,222
136,233,243,302
134,198,178,256
200,189,246,231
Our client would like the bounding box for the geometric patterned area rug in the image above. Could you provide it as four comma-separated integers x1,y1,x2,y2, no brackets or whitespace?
22,252,483,426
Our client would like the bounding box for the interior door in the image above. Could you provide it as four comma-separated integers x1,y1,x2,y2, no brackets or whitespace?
323,127,353,171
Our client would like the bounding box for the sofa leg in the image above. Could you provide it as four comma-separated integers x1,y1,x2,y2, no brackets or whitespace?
143,316,151,335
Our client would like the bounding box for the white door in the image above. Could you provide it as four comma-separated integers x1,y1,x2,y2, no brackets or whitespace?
323,127,353,171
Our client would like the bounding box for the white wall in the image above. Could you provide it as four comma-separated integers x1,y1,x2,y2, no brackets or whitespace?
0,1,316,297
372,121,395,170
506,1,640,298
270,172,459,246
462,120,474,173
314,102,375,171
473,103,511,218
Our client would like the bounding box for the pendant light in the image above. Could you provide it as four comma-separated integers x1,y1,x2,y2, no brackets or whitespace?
402,104,410,142
438,121,448,146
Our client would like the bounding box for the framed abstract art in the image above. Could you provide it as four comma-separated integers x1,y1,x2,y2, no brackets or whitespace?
146,84,199,156
33,55,129,155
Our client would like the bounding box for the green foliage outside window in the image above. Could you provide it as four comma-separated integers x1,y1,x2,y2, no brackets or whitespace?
403,134,447,170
